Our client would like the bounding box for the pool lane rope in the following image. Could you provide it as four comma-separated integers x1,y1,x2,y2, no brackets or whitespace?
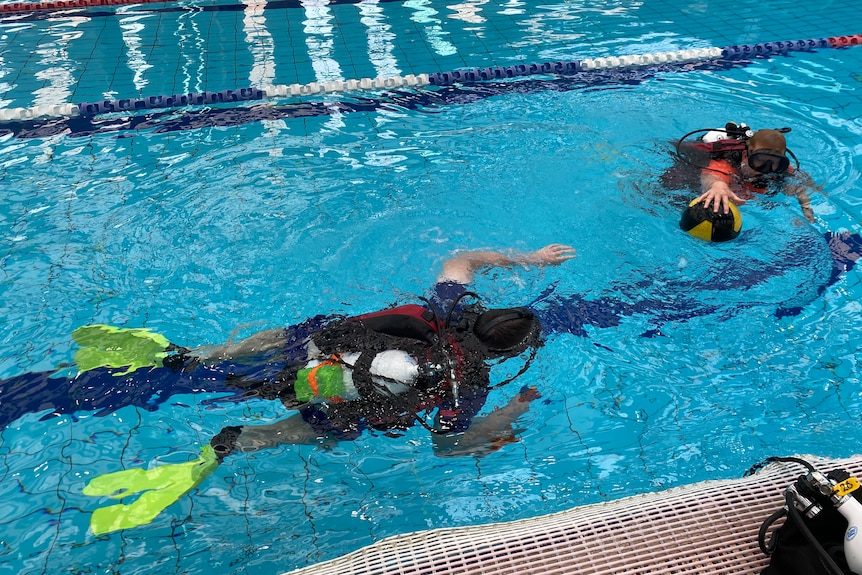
0,0,165,11
0,0,365,12
0,34,860,122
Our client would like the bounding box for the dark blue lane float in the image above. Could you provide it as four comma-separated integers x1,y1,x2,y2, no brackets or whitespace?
0,0,406,17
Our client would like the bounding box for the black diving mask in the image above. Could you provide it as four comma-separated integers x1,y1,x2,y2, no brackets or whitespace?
748,149,790,174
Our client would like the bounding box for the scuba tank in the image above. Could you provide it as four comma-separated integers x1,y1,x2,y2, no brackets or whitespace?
700,121,752,143
294,350,422,403
755,456,862,575
673,122,797,168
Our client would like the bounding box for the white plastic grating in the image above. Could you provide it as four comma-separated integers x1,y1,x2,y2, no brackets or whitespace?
285,455,862,575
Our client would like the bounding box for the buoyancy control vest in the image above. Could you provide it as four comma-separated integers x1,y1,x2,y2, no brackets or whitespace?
298,303,493,433
351,304,441,343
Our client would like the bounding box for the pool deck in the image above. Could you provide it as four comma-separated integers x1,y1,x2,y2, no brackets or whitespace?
285,454,862,575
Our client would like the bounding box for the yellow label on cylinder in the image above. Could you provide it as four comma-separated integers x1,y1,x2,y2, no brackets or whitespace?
834,477,861,497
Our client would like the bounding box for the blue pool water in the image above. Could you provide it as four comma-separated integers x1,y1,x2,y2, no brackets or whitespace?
1,0,862,573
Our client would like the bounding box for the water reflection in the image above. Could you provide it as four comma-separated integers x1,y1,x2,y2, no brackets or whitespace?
117,8,154,92
243,0,277,89
357,0,400,78
301,0,343,83
404,0,457,57
447,0,488,24
33,16,86,106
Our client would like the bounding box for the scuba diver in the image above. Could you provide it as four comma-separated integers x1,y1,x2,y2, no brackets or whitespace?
665,122,817,224
60,243,575,534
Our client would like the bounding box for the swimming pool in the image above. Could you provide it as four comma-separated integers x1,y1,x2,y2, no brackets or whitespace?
1,0,861,573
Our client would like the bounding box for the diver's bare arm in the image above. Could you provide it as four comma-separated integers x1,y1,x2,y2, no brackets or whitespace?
794,189,815,223
786,172,818,223
439,244,576,284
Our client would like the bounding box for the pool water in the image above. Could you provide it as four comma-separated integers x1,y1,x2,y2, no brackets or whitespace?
1,0,862,573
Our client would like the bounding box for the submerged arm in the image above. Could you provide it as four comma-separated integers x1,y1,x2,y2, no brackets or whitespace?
431,387,541,457
785,171,819,223
793,189,815,223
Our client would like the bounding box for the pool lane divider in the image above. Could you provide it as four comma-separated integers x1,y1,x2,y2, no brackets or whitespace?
0,0,405,13
0,34,860,122
0,0,165,11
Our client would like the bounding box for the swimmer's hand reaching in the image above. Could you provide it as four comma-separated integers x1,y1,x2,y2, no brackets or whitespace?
439,244,576,284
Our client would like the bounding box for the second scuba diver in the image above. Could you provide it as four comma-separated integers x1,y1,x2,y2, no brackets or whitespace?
667,122,817,223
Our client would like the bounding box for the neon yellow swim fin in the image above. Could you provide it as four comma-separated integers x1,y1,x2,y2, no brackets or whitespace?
72,324,172,375
83,446,218,535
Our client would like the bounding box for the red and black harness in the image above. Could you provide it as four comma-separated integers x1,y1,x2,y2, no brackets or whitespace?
308,302,482,434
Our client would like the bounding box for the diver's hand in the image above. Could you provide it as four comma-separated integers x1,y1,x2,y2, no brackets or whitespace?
528,244,576,266
517,385,542,403
504,386,541,418
481,388,542,453
697,181,745,214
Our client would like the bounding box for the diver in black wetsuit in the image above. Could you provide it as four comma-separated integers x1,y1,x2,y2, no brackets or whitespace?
71,243,578,535
0,244,576,453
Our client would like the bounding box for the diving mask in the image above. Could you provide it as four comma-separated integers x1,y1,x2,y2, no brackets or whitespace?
747,149,790,174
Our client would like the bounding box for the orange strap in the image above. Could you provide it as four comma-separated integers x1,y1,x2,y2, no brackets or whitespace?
307,356,342,401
